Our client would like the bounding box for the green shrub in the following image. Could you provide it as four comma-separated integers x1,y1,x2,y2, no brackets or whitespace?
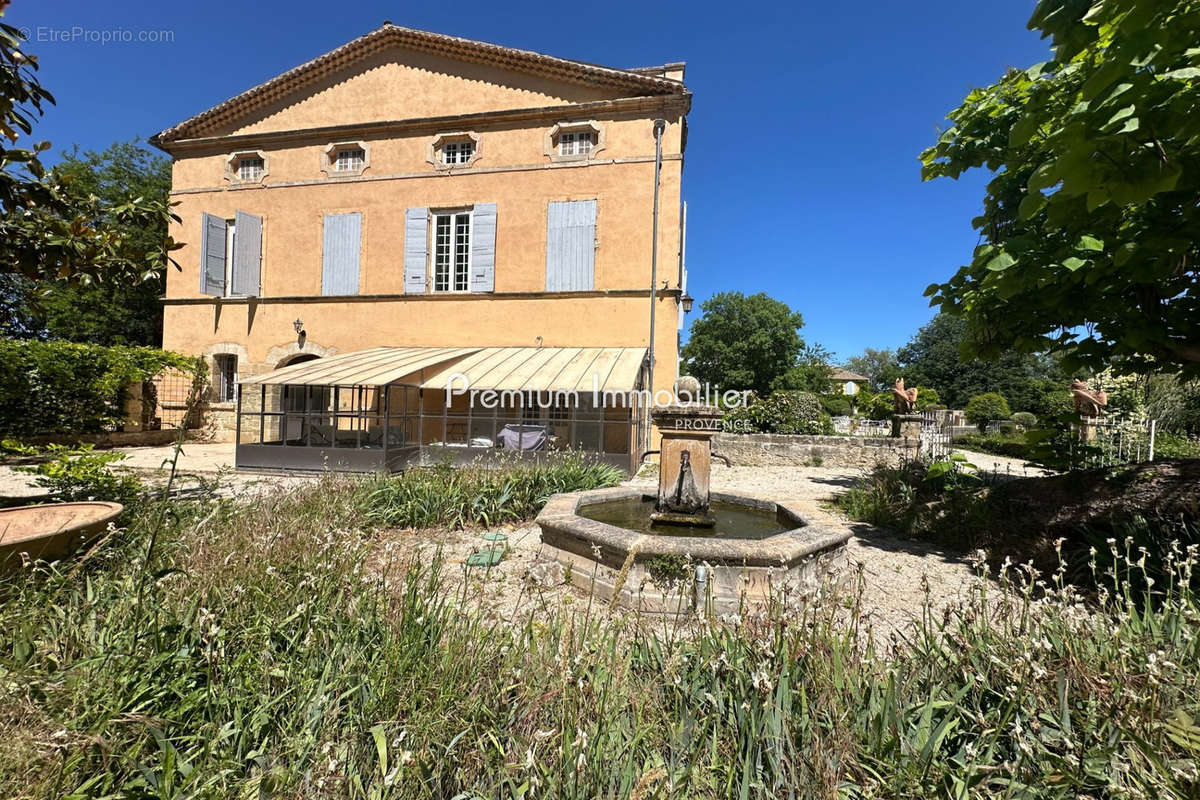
362,453,624,528
724,390,833,435
819,393,852,417
1010,411,1038,430
0,340,202,436
1033,388,1075,423
862,391,896,421
1155,430,1200,459
14,444,146,508
955,431,1033,460
913,386,940,410
965,392,1011,432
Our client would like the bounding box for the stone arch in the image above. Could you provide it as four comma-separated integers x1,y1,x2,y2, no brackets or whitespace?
264,340,336,370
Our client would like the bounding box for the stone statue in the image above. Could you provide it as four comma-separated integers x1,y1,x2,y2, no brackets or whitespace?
892,378,918,414
1071,378,1108,419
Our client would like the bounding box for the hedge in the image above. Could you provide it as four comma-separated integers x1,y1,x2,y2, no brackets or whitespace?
0,340,203,437
724,390,834,435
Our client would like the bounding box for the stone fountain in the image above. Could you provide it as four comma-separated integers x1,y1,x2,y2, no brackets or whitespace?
535,378,850,615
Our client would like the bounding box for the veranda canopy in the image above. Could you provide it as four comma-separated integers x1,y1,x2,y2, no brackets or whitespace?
240,345,647,393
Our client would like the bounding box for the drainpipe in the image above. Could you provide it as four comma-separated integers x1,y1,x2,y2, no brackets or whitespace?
647,118,666,434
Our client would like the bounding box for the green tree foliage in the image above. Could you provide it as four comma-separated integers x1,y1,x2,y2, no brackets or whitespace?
843,347,902,392
770,342,835,393
920,0,1200,377
965,392,1013,432
1,141,172,345
0,339,201,436
0,20,179,295
682,292,806,395
898,314,1069,410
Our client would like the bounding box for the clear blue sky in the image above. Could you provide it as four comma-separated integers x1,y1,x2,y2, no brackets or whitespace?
7,0,1049,362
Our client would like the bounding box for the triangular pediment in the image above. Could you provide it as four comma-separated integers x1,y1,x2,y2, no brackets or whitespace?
156,24,685,143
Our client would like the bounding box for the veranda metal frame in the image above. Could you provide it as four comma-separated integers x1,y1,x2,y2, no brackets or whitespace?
235,381,645,473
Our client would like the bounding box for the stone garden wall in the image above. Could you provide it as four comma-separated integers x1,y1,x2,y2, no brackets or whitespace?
712,433,918,470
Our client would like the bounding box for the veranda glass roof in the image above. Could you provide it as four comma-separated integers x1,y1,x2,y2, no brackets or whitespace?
239,346,647,393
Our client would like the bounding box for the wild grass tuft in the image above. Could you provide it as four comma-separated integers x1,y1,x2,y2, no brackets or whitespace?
360,452,625,529
1,470,1197,798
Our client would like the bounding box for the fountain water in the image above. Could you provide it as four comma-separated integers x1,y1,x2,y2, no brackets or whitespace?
535,378,851,614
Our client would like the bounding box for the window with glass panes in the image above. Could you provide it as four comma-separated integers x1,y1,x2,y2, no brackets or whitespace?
213,354,237,402
335,147,364,172
433,211,471,292
237,156,264,181
558,131,594,156
441,140,474,165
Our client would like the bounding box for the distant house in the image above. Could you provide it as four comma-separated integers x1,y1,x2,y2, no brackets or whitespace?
829,368,868,396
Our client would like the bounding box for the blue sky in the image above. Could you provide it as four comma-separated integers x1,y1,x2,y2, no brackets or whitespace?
7,0,1049,362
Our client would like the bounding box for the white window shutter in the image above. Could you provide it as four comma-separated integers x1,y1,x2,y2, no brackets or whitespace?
232,210,262,297
200,213,226,296
321,212,361,296
404,208,428,294
545,200,596,291
470,202,497,292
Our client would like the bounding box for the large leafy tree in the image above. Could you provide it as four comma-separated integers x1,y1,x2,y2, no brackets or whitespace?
681,292,806,395
0,17,178,295
920,0,1200,377
843,347,902,392
897,313,1070,411
2,141,172,345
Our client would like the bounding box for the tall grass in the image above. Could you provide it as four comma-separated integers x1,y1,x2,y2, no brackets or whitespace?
361,452,625,529
1,478,1198,797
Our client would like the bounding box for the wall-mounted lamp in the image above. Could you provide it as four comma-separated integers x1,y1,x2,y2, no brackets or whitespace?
681,294,694,313
293,319,305,335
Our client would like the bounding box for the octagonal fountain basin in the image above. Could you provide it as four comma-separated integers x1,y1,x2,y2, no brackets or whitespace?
535,487,851,615
0,502,123,572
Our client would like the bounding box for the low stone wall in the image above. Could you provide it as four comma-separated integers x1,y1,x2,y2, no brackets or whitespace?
712,433,918,470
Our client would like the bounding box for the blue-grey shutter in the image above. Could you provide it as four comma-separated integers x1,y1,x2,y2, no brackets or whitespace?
470,202,497,292
545,200,596,291
404,208,428,294
232,210,262,297
321,212,361,296
200,213,226,296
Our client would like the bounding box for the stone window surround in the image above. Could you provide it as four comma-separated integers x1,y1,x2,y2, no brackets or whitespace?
321,140,371,178
200,342,250,407
224,150,269,185
545,120,605,163
427,131,482,171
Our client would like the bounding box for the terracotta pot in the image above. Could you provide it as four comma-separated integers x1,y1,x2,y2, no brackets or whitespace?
0,502,124,572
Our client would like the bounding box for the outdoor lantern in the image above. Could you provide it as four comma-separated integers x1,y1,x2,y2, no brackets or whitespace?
681,294,694,313
293,319,304,334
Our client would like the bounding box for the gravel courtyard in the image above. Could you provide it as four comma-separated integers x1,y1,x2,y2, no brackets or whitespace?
2,444,986,640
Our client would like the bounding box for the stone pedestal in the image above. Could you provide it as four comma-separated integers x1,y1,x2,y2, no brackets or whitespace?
649,402,723,526
891,414,923,439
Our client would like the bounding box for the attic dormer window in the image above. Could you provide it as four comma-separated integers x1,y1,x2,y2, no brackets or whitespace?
225,151,269,184
545,121,605,163
442,141,474,165
558,131,595,156
428,132,482,171
335,147,365,173
237,156,264,181
320,141,370,177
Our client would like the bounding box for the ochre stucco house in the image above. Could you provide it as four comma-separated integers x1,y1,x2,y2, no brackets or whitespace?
152,23,691,471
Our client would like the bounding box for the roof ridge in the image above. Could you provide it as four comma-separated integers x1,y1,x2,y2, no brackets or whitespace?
154,23,686,145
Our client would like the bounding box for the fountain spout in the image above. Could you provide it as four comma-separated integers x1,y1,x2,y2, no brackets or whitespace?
647,377,724,527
